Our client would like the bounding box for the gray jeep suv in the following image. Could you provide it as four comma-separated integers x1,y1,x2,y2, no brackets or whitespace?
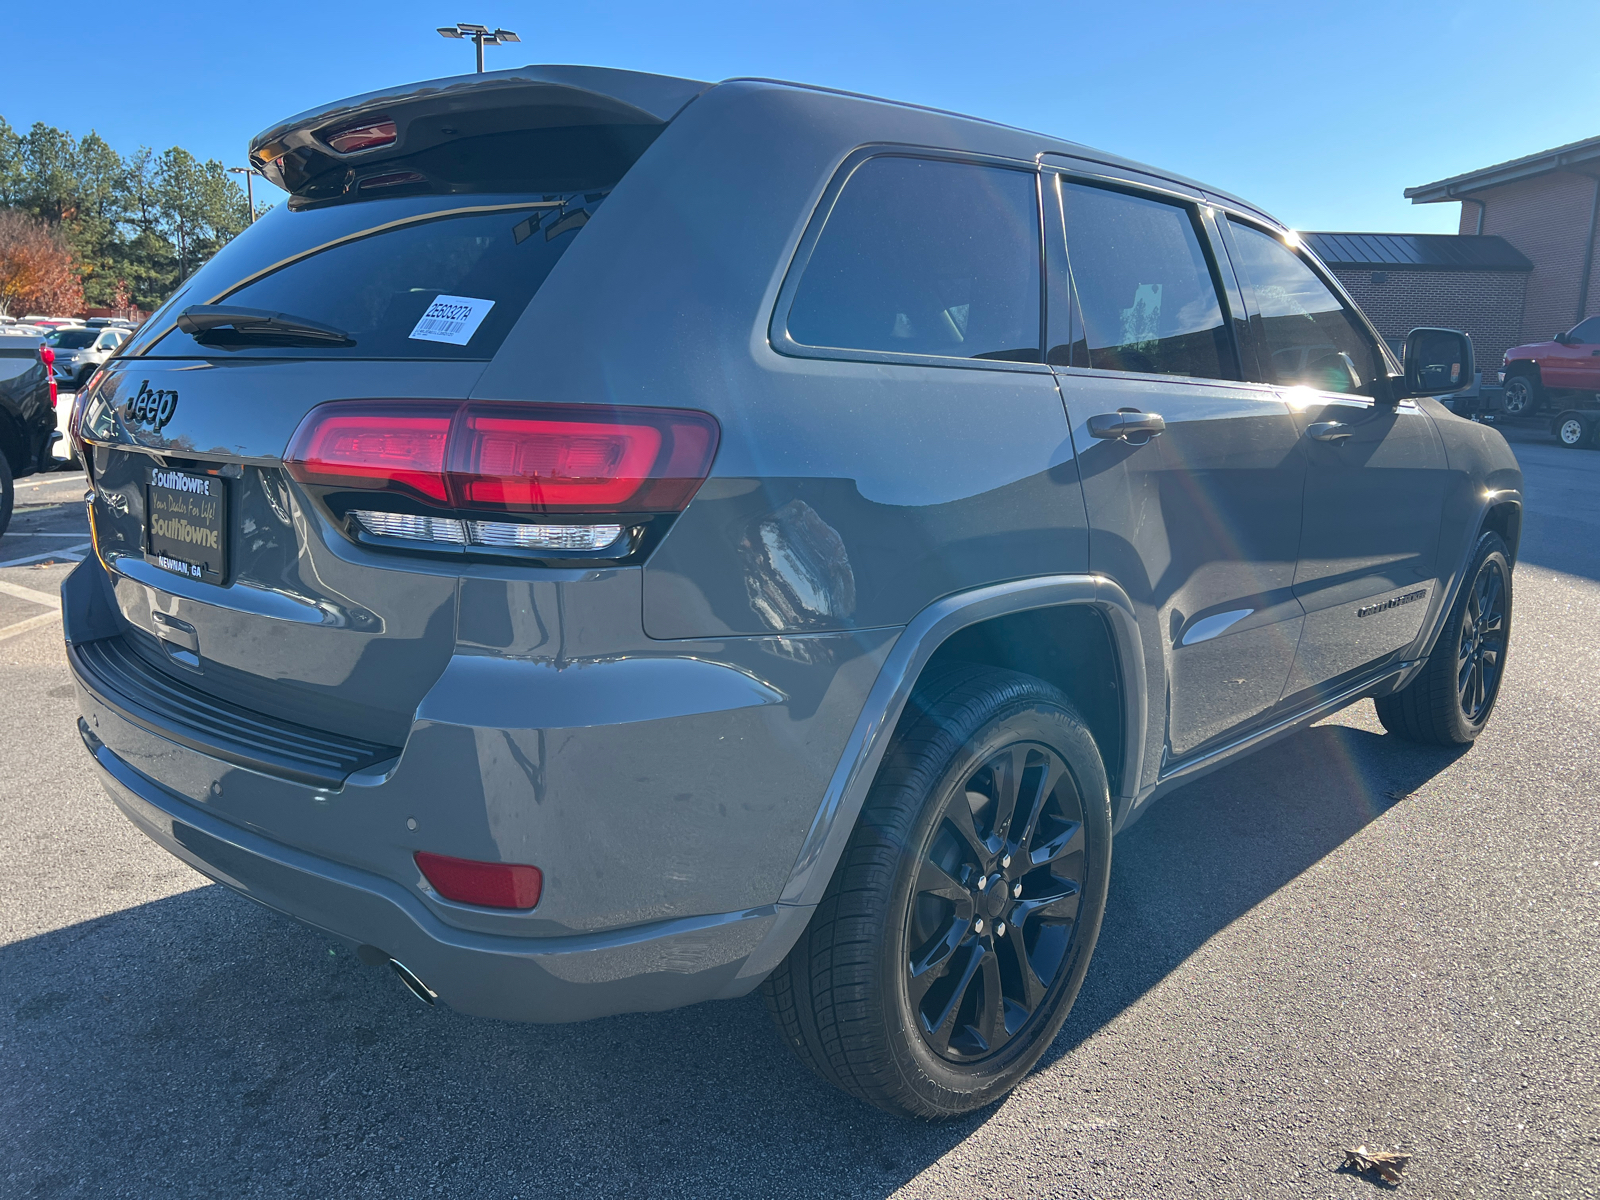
65,65,1521,1118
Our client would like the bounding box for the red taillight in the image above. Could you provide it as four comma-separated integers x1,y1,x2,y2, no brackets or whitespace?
323,118,397,154
38,345,54,367
414,851,542,909
49,375,57,409
284,400,719,514
285,404,455,502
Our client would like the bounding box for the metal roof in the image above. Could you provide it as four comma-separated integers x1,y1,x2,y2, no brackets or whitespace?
1302,232,1532,272
1404,134,1600,202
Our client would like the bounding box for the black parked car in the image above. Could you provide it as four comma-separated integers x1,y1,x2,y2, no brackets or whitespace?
66,66,1520,1118
0,336,58,534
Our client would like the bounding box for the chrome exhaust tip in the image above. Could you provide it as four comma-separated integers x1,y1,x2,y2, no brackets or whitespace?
387,958,437,1006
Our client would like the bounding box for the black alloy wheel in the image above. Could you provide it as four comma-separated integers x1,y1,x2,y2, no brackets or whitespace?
762,665,1112,1118
1456,553,1509,725
1501,373,1538,416
907,741,1087,1062
1376,530,1513,745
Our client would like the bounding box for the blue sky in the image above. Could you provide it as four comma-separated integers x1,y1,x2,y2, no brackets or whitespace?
4,0,1596,233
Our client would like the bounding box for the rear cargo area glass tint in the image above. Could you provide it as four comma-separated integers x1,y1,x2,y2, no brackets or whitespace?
138,197,605,361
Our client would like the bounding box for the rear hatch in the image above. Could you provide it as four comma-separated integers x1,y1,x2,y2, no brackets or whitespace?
77,66,708,752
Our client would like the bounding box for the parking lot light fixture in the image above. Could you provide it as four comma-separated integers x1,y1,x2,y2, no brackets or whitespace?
228,166,263,223
437,23,520,73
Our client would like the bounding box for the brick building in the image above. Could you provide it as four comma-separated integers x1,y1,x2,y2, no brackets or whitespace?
1303,232,1532,372
1404,135,1600,345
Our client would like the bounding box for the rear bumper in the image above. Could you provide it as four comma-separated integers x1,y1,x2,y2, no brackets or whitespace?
80,720,781,1023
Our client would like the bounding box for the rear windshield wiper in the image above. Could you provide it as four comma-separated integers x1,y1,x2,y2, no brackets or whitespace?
176,305,354,346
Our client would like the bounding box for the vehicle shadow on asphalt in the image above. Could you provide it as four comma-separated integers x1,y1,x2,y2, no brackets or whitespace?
1,723,1465,1199
1044,722,1470,1069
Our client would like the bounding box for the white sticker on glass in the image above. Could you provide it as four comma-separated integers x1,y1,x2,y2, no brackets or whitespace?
408,295,495,345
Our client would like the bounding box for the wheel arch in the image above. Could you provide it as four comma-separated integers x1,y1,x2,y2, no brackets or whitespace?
1480,496,1523,562
723,575,1147,995
777,576,1144,911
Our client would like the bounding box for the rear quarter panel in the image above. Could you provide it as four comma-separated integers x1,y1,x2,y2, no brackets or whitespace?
470,81,1089,638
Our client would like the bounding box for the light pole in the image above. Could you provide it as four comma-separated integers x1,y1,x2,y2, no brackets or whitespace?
228,166,262,223
436,23,520,72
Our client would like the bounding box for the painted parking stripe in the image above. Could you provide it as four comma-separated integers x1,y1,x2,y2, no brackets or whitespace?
0,610,61,643
0,542,90,569
0,578,67,607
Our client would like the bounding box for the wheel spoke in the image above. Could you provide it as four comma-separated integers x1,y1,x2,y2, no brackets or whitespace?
943,794,988,860
989,746,1027,846
908,920,967,1003
920,941,985,1054
976,950,1007,1052
1013,753,1063,859
1030,818,1084,868
1016,878,1082,925
1004,920,1049,1011
916,857,969,905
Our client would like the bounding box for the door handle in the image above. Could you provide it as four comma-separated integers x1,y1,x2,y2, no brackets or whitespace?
1088,410,1165,442
1306,421,1352,443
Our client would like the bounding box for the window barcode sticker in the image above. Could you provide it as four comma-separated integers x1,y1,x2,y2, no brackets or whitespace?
408,295,495,345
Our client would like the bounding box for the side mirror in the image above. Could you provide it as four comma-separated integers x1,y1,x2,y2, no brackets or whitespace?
1554,331,1571,345
1401,327,1473,398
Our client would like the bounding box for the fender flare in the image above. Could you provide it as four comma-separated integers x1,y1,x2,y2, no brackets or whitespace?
722,574,1147,992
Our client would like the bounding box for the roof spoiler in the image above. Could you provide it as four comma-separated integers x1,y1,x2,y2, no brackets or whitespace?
248,64,711,196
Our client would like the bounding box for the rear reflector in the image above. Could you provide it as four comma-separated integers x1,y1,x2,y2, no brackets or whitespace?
415,851,542,909
324,118,398,154
286,400,719,515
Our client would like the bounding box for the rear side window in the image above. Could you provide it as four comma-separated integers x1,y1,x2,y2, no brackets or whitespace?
1058,180,1235,380
131,193,607,360
1227,221,1382,395
784,157,1041,363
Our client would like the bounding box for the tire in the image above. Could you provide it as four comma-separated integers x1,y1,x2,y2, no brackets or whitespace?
1375,531,1512,745
1555,412,1594,449
0,450,12,539
761,664,1113,1118
1501,371,1541,416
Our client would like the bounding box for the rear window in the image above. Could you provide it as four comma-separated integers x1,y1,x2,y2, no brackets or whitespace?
129,192,607,360
783,156,1042,363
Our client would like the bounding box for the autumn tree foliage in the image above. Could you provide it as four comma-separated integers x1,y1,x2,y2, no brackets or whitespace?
0,116,256,313
0,210,82,318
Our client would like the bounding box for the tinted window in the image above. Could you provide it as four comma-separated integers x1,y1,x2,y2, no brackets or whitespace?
786,157,1041,362
1228,221,1382,395
134,193,608,360
47,329,98,349
1569,316,1600,343
1057,181,1234,380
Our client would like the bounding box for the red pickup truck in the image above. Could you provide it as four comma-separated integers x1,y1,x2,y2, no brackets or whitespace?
1500,316,1600,414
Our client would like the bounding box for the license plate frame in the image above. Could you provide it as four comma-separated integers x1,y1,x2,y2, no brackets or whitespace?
145,466,229,585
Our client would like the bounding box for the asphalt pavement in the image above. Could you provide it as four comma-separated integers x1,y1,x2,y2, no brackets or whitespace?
1,424,1597,1199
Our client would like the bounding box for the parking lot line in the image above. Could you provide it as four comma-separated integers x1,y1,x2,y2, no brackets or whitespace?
0,543,90,569
0,610,61,642
0,578,64,608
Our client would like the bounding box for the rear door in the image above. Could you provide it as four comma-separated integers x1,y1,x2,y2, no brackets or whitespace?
1222,218,1448,698
1044,171,1307,771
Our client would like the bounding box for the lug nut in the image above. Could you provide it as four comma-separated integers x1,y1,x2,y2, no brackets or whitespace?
974,918,984,934
995,922,1006,937
1001,853,1012,869
976,875,987,891
1013,882,1023,898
